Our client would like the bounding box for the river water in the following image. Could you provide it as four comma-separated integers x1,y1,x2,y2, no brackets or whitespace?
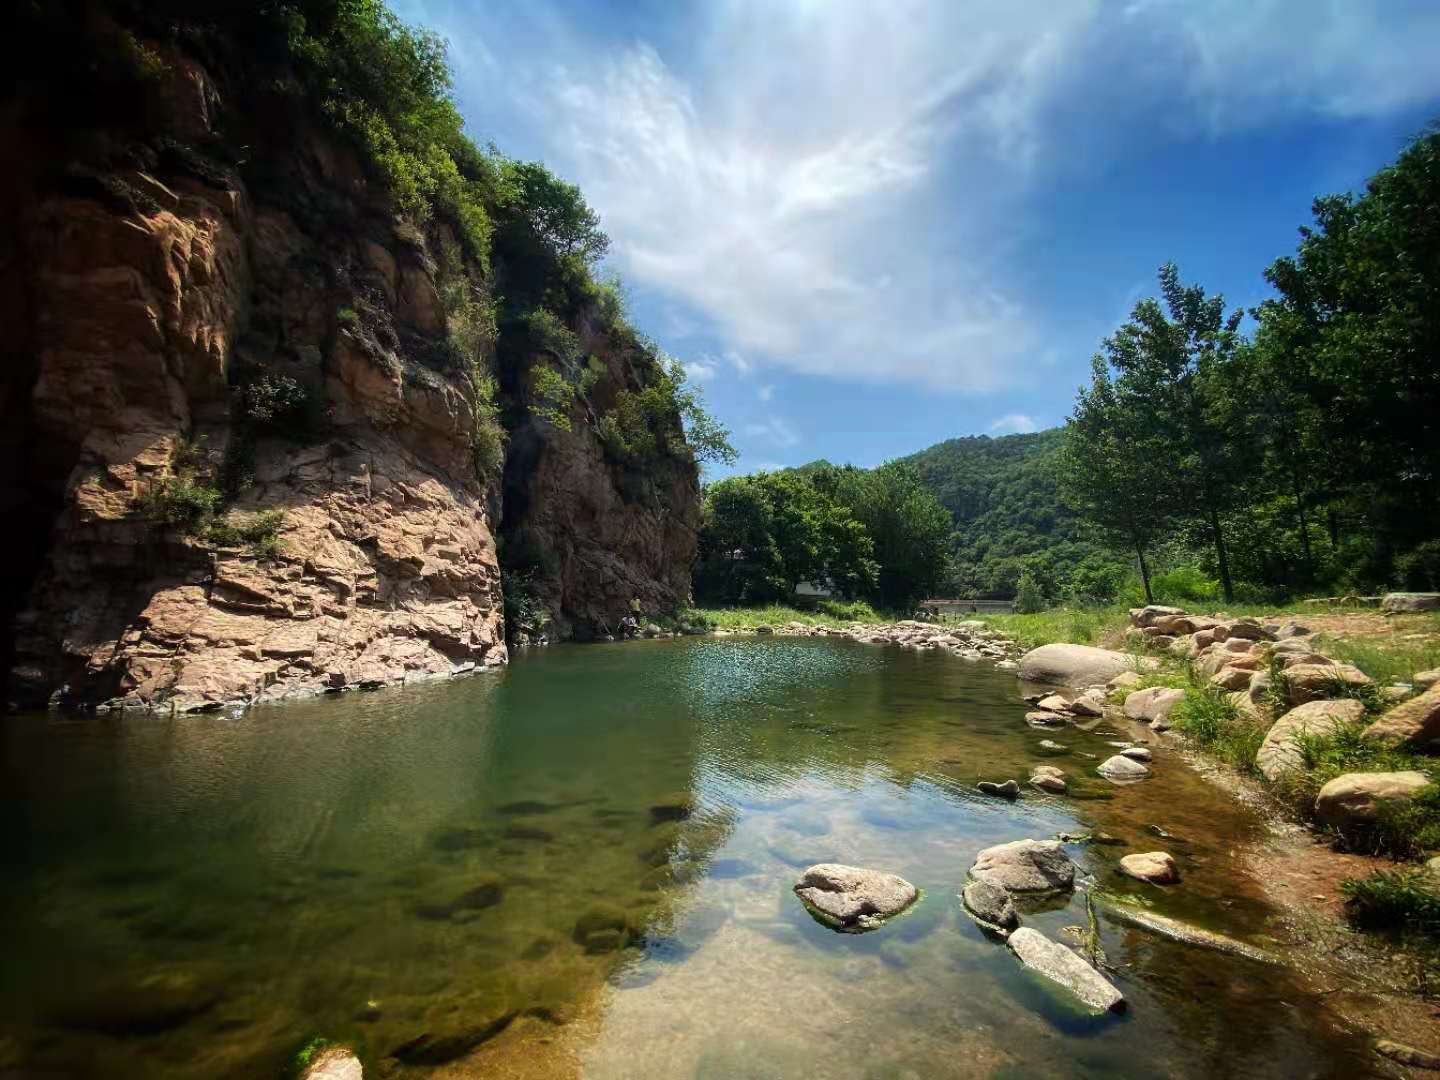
0,637,1378,1077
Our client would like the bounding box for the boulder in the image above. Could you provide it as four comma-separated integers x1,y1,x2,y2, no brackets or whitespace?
301,1049,364,1080
1211,665,1256,692
1119,851,1180,884
1216,619,1270,642
1068,689,1106,717
1254,698,1365,780
1123,686,1185,724
1029,766,1068,793
1271,637,1315,655
977,780,1021,799
1381,592,1440,613
1037,694,1071,713
1284,663,1371,706
961,879,1019,934
1414,669,1440,692
1006,927,1125,1013
792,864,918,931
1277,651,1334,670
1019,644,1147,687
1120,746,1152,762
1131,605,1185,628
1375,1041,1440,1071
1097,754,1150,781
1272,622,1311,638
1313,771,1433,826
1363,682,1440,747
969,839,1076,894
1107,670,1143,691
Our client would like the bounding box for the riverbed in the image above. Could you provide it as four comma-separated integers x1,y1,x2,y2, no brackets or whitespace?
0,637,1382,1077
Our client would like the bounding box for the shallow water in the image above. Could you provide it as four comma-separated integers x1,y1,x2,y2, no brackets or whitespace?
0,637,1378,1077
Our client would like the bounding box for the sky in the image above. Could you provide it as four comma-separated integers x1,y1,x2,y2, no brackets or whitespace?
395,0,1440,477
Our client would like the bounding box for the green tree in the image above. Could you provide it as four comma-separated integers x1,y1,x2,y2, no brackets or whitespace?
836,463,952,609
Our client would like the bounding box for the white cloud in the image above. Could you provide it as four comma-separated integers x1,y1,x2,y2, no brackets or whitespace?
757,384,775,402
989,413,1040,434
683,360,718,382
743,415,801,449
423,0,1440,391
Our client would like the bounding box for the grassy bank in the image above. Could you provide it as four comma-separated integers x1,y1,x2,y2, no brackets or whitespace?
685,601,890,631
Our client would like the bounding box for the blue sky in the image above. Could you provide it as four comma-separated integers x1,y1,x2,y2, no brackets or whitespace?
396,0,1440,477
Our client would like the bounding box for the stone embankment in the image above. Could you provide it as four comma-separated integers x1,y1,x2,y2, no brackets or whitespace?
716,619,1023,663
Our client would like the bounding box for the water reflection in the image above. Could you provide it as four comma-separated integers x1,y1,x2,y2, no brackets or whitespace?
0,638,1379,1078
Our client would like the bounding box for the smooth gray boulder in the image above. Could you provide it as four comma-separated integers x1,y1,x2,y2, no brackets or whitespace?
1123,686,1186,724
793,863,917,932
1255,699,1364,780
1019,644,1149,687
969,839,1076,894
1381,592,1440,613
961,879,1019,935
1006,927,1125,1013
1313,770,1431,825
1097,754,1150,781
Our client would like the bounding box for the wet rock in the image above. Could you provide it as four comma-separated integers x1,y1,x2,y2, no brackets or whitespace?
301,1047,363,1080
969,839,1076,894
1097,755,1150,781
961,880,1019,935
977,779,1021,799
1006,927,1125,1013
1363,682,1440,747
1037,694,1070,712
1100,902,1278,964
1375,1040,1440,1070
649,794,695,824
1313,771,1432,826
1025,711,1067,727
792,863,918,932
573,907,637,952
1019,644,1150,687
51,969,221,1036
1255,699,1365,781
453,882,504,910
1029,766,1067,793
1037,739,1068,754
1119,851,1180,884
391,1011,519,1065
1068,689,1106,717
1120,746,1152,762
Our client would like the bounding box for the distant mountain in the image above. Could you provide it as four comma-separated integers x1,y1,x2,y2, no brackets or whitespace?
900,429,1120,597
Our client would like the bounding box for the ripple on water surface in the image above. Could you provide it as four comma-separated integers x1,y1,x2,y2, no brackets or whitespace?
0,637,1378,1078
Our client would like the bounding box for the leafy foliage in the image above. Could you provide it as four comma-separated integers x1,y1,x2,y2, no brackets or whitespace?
1341,869,1440,931
599,359,735,468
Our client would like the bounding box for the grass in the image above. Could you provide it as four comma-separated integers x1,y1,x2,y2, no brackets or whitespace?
1341,868,1440,931
972,606,1124,651
1316,631,1440,686
687,601,889,631
1169,686,1267,775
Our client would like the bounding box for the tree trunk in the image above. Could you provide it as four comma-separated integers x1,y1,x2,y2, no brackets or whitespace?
1135,542,1154,604
1208,506,1234,603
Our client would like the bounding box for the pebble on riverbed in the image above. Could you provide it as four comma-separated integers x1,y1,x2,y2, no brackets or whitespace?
1119,851,1181,885
977,779,1020,799
1097,754,1151,782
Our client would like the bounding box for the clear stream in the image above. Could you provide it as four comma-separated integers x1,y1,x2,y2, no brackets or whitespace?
0,637,1378,1078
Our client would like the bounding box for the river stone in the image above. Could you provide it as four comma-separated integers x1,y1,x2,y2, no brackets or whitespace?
1119,851,1180,884
1019,644,1149,687
1006,927,1125,1013
969,839,1076,894
1363,682,1440,747
1123,686,1185,723
961,879,1019,934
1068,689,1106,717
1037,693,1070,712
1254,698,1365,781
1313,771,1432,826
977,779,1020,799
1097,754,1150,781
301,1048,363,1080
1025,711,1067,727
1284,663,1372,706
1029,766,1067,793
1120,746,1152,762
1100,903,1278,965
1381,592,1440,612
1376,1040,1440,1070
793,863,918,931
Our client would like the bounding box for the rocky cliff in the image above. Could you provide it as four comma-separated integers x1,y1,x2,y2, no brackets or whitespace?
1,11,699,711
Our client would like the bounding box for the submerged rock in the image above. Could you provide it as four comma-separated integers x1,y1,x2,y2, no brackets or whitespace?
1100,903,1278,965
793,863,918,932
977,779,1021,799
961,880,1019,935
301,1047,363,1080
1118,851,1180,885
1006,927,1125,1013
969,839,1076,894
52,969,221,1036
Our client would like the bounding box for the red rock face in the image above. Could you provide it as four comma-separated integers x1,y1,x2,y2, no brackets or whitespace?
6,49,509,711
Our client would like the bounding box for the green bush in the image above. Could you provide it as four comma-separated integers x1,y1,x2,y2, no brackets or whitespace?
817,599,881,622
531,363,577,431
599,358,735,468
1013,571,1046,614
1341,869,1440,931
1149,565,1221,605
1170,687,1265,773
204,509,287,559
138,475,223,530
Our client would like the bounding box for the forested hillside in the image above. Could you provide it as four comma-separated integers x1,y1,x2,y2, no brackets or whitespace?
901,431,1125,600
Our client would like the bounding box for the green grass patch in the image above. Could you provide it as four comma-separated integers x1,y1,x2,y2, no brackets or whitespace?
1341,868,1440,931
972,606,1126,652
1315,632,1440,686
689,603,890,630
1170,687,1266,774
